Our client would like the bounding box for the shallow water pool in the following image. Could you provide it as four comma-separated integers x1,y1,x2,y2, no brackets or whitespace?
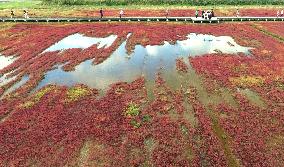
35,33,252,91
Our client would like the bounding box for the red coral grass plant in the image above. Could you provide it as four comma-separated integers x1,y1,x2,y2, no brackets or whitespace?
0,75,208,166
186,86,228,166
0,22,284,166
216,92,284,166
176,57,189,73
253,22,284,38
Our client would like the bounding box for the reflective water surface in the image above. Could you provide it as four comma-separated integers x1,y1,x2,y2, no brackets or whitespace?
0,33,253,97
0,54,16,70
1,75,29,98
35,33,252,91
42,33,118,53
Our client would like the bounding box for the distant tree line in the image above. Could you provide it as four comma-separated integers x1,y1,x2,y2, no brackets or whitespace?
42,0,284,6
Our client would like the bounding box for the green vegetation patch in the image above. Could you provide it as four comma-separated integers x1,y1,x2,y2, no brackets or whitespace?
34,86,53,101
66,86,89,102
0,0,42,10
180,124,189,136
229,75,264,87
124,102,152,128
130,119,141,128
20,86,53,109
142,114,151,122
20,101,35,109
125,102,140,117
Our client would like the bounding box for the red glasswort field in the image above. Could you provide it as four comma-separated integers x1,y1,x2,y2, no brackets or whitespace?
0,22,283,166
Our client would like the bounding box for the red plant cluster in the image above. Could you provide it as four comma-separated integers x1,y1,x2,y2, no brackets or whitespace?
186,87,228,166
190,22,284,88
215,91,284,166
235,8,279,17
0,75,201,166
0,78,146,166
176,58,189,73
256,22,284,37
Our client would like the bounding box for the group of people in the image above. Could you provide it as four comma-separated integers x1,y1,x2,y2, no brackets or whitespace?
277,9,284,17
99,8,124,18
8,8,284,19
10,10,29,19
195,9,215,19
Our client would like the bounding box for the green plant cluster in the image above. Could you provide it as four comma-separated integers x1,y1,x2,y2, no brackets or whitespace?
125,102,152,128
66,86,89,102
125,102,140,117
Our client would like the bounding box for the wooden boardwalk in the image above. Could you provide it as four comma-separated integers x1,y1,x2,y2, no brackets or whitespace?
0,16,284,23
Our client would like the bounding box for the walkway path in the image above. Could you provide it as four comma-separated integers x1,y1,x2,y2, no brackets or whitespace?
0,16,283,23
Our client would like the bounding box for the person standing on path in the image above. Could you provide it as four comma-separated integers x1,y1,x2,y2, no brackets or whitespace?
236,9,239,17
195,10,199,18
23,10,29,19
10,10,14,18
277,10,280,17
281,9,284,17
208,11,212,20
99,8,103,18
119,9,124,18
211,9,215,17
166,9,169,18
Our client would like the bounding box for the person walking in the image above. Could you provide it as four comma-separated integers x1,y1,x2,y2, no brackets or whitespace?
202,10,205,18
166,9,169,18
277,10,280,17
10,10,14,18
195,10,199,18
23,10,29,19
211,9,215,17
99,8,103,18
236,9,239,17
208,11,212,20
281,9,284,17
119,9,124,18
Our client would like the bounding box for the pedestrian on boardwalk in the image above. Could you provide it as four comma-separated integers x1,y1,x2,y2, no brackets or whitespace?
166,9,169,18
195,10,199,18
277,10,280,17
119,9,124,18
23,10,29,19
281,9,284,17
99,8,103,18
236,9,239,17
211,9,215,17
208,11,212,20
10,10,14,18
202,10,205,18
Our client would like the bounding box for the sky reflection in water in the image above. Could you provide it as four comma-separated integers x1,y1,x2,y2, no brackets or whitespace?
35,33,252,91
